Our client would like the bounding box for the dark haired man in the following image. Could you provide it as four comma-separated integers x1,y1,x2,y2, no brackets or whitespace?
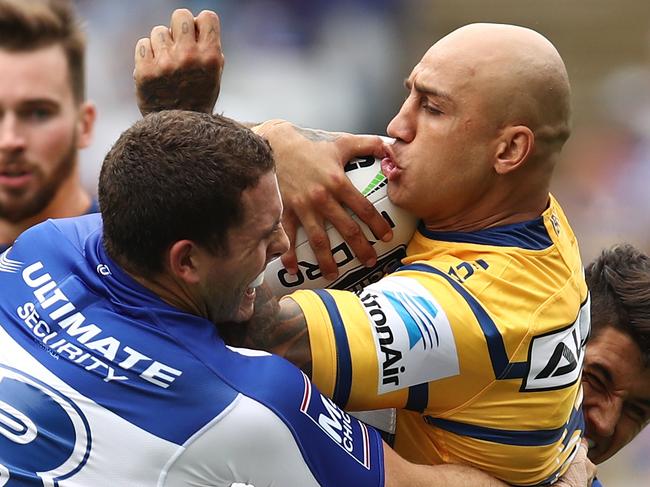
1,109,526,486
0,0,96,250
582,243,650,465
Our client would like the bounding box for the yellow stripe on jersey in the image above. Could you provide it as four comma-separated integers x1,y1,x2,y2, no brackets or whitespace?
290,195,588,486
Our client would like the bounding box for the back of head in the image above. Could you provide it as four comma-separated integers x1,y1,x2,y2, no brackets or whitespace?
99,110,275,277
434,23,572,160
0,0,86,102
586,243,650,365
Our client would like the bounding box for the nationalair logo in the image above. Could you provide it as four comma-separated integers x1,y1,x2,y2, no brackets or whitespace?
383,290,440,350
0,248,22,273
361,172,387,197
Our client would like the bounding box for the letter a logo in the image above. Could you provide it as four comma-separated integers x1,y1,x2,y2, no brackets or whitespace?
534,342,577,380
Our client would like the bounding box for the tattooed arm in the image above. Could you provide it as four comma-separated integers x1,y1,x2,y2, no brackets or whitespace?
218,283,313,377
134,9,224,115
253,120,392,281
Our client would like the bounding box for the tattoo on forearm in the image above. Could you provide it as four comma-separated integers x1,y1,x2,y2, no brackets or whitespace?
294,126,341,143
137,66,219,115
218,288,313,377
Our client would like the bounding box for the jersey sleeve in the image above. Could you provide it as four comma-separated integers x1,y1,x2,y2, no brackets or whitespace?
161,378,384,487
289,269,499,413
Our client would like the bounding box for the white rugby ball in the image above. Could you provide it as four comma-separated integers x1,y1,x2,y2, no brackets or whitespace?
264,155,418,296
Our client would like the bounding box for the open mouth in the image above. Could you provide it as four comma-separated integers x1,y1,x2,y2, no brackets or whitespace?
245,272,265,297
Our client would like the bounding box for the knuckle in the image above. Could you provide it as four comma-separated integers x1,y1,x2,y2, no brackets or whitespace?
173,8,193,17
151,25,167,37
199,10,219,21
340,221,363,239
328,171,347,191
357,200,378,220
309,231,329,251
308,186,330,206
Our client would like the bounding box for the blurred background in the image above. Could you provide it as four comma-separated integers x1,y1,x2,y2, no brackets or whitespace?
75,1,650,484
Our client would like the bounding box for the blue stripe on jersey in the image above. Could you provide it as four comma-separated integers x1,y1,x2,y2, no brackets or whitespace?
425,405,583,452
417,217,552,250
405,383,428,412
314,289,353,407
399,263,511,379
425,413,569,447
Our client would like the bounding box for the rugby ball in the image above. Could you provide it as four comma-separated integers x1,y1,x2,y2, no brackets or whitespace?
264,155,418,296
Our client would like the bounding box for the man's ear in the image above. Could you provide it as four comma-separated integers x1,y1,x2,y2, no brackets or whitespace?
166,240,202,285
76,101,97,150
494,125,534,175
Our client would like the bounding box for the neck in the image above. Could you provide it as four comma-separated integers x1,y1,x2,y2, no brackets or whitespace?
129,268,209,320
0,169,91,246
423,188,550,233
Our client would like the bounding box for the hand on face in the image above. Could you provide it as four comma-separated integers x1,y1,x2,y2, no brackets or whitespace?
253,120,392,281
134,9,224,116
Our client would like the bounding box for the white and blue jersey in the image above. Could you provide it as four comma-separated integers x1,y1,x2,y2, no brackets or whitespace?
0,214,385,486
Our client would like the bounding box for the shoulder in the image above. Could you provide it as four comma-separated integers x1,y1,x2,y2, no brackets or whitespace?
10,214,102,261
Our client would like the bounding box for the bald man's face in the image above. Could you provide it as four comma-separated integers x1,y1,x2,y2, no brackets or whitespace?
384,44,501,222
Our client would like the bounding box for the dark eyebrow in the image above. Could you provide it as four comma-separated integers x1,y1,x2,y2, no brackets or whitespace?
589,362,614,386
403,78,453,103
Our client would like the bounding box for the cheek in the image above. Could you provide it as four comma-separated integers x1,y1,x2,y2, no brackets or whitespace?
26,117,77,165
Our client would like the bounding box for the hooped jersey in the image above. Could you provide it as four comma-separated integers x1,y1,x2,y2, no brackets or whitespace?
289,195,589,486
0,214,385,486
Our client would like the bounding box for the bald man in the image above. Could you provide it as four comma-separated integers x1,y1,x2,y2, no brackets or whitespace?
217,24,588,487
134,19,590,486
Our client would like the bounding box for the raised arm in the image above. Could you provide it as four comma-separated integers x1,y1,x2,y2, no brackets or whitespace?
133,10,393,280
134,8,224,115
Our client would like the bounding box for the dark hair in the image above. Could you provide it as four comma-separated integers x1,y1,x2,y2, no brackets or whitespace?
0,0,86,102
586,243,650,365
99,110,275,276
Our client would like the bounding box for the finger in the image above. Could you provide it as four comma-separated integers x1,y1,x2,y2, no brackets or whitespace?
169,8,197,46
307,228,338,281
318,197,378,268
340,181,393,242
195,10,222,48
280,212,299,275
338,134,386,162
134,37,154,73
294,210,338,280
150,25,172,58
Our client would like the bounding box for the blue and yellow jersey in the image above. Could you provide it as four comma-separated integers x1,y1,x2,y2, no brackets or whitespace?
288,195,589,486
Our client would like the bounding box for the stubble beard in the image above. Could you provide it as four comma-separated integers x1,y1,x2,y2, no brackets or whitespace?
0,134,78,223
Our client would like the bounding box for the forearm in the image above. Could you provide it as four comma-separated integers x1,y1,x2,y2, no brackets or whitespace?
218,285,313,376
383,443,507,487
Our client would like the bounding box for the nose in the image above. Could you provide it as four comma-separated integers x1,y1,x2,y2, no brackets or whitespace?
0,113,26,153
585,396,623,438
386,96,416,143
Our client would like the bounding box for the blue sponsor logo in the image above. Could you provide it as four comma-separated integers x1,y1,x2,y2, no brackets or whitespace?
384,291,439,350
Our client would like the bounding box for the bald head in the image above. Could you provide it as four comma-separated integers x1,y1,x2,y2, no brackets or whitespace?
425,23,571,152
